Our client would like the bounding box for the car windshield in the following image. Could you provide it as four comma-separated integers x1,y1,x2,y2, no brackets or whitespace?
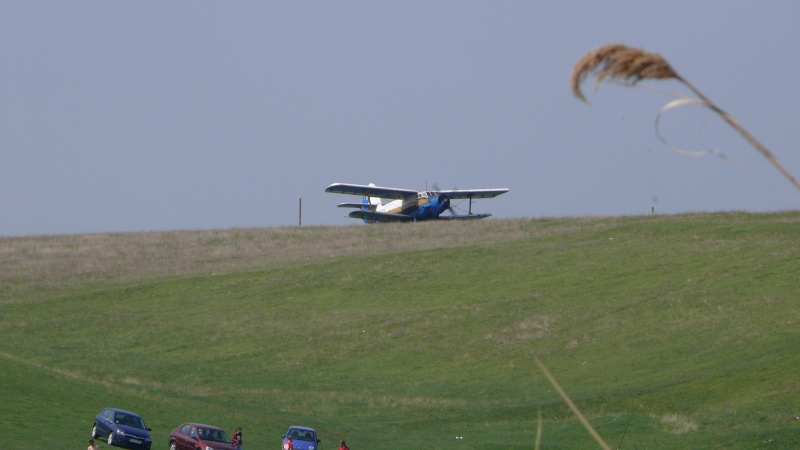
198,428,230,443
115,413,146,430
290,430,316,442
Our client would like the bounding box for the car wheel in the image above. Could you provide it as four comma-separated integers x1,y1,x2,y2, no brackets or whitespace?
107,431,114,446
169,442,176,450
91,424,99,439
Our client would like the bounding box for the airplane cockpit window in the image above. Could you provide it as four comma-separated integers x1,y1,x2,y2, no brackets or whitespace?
418,192,428,199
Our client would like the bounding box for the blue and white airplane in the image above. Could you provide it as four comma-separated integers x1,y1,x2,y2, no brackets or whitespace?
325,182,509,223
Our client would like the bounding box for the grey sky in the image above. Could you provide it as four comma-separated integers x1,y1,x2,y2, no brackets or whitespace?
2,1,799,236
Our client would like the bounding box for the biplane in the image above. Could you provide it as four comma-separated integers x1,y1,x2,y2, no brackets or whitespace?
325,182,509,223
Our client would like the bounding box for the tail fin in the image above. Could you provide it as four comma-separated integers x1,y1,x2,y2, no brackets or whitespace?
362,183,382,210
361,195,381,209
361,187,382,223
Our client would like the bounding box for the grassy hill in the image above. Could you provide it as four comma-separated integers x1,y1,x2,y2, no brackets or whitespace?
1,213,799,449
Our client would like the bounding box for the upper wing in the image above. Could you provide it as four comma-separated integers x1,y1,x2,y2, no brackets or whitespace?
435,188,509,199
348,210,414,223
325,183,417,200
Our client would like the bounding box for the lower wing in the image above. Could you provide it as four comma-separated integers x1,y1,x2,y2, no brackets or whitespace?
437,213,492,220
348,210,414,223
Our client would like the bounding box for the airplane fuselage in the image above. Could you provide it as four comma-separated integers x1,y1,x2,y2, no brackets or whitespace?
374,191,450,220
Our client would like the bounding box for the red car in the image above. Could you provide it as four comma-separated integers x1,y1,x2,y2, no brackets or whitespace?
168,423,236,450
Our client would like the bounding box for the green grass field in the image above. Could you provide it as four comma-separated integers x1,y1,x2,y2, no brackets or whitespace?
1,213,799,449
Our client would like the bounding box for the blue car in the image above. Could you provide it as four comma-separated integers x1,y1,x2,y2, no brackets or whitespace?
282,426,320,450
91,407,153,450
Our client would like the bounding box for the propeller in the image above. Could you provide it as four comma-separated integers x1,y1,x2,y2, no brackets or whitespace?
431,182,458,216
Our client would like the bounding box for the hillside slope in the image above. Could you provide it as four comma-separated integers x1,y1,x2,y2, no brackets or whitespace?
1,213,798,449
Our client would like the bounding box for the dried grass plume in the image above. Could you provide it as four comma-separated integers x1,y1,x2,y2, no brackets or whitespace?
571,43,800,192
571,43,679,102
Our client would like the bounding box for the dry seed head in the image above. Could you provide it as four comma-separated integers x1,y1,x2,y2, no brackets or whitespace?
571,44,679,102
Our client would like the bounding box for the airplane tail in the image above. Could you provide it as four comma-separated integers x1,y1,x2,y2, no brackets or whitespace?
361,187,382,223
361,195,381,207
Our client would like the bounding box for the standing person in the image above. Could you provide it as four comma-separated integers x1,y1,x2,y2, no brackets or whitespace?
231,426,243,450
338,439,350,450
282,435,294,450
88,439,99,450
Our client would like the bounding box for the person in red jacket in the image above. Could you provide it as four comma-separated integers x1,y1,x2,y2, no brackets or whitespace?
338,440,350,450
231,426,242,450
282,435,294,450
